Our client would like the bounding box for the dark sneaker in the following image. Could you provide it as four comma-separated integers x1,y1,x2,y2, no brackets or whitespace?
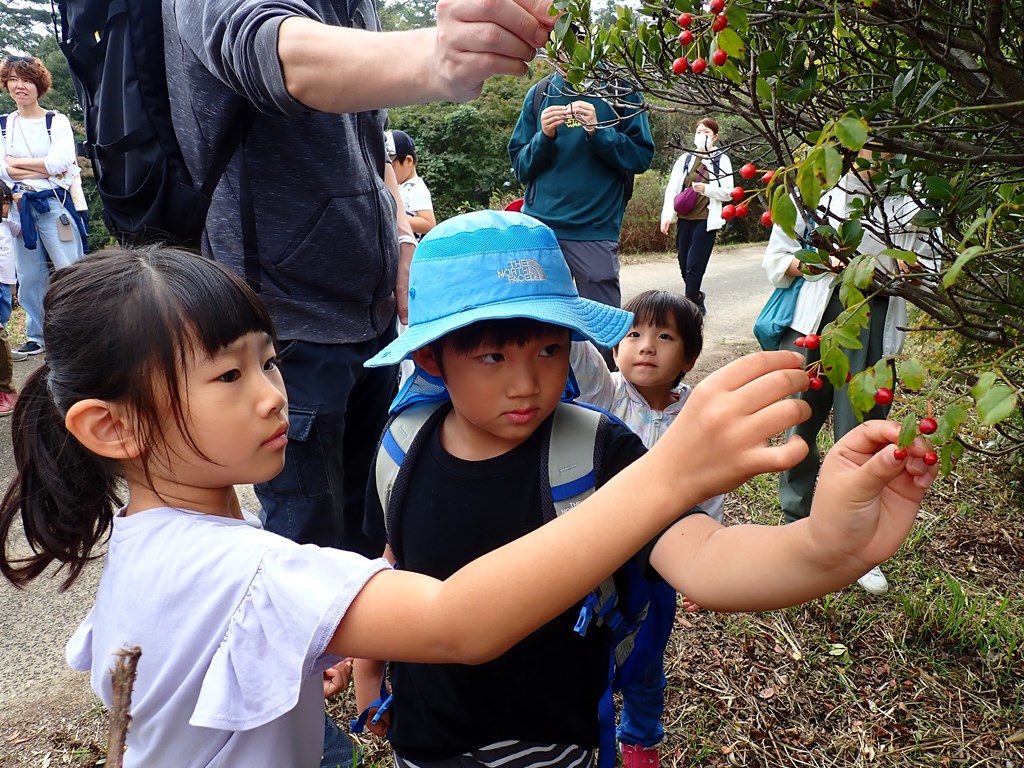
16,341,44,356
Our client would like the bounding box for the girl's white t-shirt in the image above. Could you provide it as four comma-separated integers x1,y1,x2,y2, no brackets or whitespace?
66,507,390,768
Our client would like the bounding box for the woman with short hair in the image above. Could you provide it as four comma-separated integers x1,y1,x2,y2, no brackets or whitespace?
0,55,86,357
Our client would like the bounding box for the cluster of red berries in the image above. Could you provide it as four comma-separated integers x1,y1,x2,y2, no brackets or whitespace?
671,0,729,76
890,403,940,465
736,162,779,226
794,336,941,467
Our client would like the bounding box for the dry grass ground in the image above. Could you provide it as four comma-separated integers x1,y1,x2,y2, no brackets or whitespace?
2,290,1022,767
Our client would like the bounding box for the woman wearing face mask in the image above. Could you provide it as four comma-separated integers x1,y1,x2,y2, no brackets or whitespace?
659,118,733,316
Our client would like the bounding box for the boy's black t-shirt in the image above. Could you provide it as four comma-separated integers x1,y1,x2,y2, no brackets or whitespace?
363,411,649,760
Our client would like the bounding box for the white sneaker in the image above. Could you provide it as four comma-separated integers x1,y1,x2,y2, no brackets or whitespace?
857,565,889,595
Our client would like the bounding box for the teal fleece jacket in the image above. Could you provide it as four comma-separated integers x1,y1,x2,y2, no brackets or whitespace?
508,75,654,241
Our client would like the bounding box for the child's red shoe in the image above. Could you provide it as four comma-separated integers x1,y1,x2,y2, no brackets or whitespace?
620,743,660,768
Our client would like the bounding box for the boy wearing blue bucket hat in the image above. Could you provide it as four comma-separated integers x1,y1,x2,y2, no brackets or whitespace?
353,210,938,767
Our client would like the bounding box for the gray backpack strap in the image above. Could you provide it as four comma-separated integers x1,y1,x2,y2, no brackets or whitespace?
547,403,619,635
548,402,603,515
376,401,446,541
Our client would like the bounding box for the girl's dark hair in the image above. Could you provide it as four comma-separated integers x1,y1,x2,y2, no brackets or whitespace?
429,318,571,375
622,290,703,386
0,180,12,207
0,246,276,590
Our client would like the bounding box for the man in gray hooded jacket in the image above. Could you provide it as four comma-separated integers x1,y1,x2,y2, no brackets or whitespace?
162,0,556,561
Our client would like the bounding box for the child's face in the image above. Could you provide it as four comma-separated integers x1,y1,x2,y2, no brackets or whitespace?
613,320,693,394
423,327,571,458
148,331,288,505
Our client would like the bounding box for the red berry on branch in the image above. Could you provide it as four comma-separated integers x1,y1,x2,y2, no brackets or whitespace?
893,447,908,460
802,334,820,349
919,417,938,435
709,0,725,13
691,57,707,74
721,204,736,220
808,377,823,390
678,29,694,46
739,163,757,179
730,186,744,202
712,47,728,65
923,451,939,466
678,12,694,27
735,203,749,217
712,13,728,31
761,170,774,184
794,336,806,348
761,210,773,227
874,387,893,405
671,57,689,75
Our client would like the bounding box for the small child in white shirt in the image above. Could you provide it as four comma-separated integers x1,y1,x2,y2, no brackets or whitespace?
0,181,24,415
570,288,723,763
571,288,724,520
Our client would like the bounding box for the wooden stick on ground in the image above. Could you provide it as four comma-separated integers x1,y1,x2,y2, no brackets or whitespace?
106,645,142,768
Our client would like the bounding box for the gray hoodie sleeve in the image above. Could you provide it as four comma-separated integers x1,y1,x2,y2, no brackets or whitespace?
169,0,324,115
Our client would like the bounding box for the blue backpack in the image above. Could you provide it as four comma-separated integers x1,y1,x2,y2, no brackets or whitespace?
353,400,665,768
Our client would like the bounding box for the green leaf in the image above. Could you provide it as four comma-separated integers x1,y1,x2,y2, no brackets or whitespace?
934,403,967,443
838,282,865,306
797,153,823,210
976,385,1018,425
911,208,941,227
892,63,922,106
847,370,876,418
943,245,984,288
716,28,745,58
970,371,997,401
880,247,918,265
834,117,868,150
771,188,798,238
898,358,926,390
716,57,743,85
924,176,954,201
725,3,748,31
914,79,946,115
795,247,827,265
820,343,849,389
897,413,918,447
755,77,773,101
827,320,864,350
565,67,586,85
939,441,964,475
958,215,987,249
871,358,894,390
757,50,780,75
846,253,876,290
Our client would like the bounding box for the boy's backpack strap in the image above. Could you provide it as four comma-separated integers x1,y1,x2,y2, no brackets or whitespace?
376,401,448,566
542,403,621,637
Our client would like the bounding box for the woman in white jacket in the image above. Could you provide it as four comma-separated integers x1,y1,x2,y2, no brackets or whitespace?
761,166,932,596
659,118,733,315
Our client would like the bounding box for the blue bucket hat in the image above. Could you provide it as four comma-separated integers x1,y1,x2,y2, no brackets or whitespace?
365,210,633,368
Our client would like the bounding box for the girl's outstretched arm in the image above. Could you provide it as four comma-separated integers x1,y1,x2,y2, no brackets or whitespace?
329,351,812,664
649,420,938,612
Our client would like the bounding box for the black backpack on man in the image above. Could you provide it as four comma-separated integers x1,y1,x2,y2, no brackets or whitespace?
49,0,250,248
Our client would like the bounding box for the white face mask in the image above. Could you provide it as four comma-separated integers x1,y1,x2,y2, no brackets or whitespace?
694,133,711,151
